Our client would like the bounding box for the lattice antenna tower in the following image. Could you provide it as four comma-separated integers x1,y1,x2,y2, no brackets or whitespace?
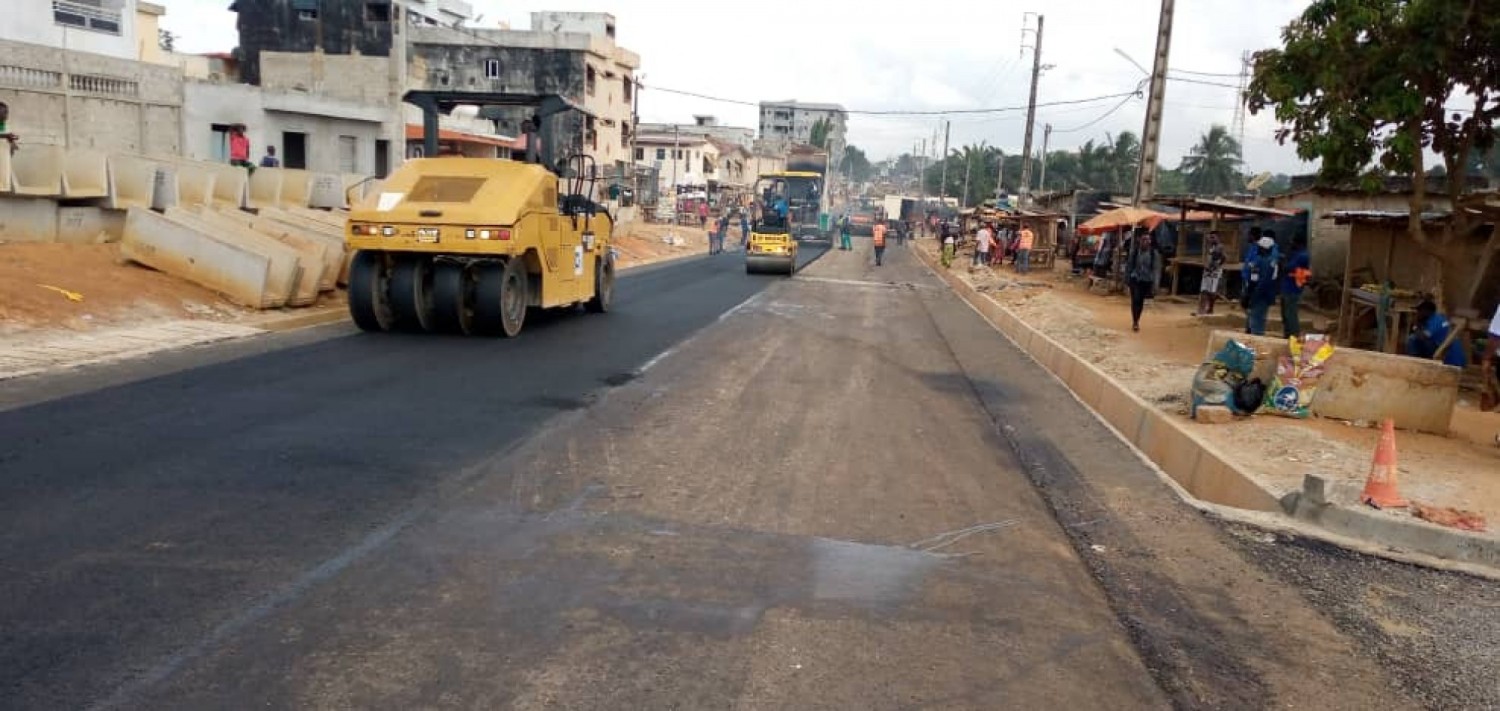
1231,50,1251,149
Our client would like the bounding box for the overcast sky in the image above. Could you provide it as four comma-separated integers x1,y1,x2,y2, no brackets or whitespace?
161,0,1318,175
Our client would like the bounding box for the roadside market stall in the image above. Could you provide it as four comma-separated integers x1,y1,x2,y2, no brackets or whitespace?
1151,197,1299,297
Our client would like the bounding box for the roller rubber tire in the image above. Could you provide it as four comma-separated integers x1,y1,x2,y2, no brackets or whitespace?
473,259,528,338
431,261,474,335
585,254,615,313
388,256,436,332
348,250,393,332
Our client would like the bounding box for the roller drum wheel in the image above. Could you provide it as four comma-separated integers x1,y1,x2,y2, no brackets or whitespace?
348,250,394,332
431,261,474,335
388,256,437,332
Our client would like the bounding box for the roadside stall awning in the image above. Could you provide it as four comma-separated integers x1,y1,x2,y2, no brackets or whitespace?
1076,207,1170,235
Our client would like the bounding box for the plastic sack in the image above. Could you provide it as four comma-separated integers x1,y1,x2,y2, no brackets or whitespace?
1191,340,1257,415
1265,334,1335,418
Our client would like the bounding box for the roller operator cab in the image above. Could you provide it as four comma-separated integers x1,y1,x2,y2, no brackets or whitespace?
345,155,616,337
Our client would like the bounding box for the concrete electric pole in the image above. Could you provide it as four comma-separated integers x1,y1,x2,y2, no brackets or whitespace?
1131,0,1174,205
1017,14,1044,205
938,119,950,203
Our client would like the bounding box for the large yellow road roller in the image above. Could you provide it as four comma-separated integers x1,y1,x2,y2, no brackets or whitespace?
345,93,615,337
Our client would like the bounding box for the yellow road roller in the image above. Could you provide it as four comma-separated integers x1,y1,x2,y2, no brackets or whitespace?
746,172,817,276
345,94,614,337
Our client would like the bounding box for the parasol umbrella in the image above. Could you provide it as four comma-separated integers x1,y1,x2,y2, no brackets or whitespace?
1076,207,1170,235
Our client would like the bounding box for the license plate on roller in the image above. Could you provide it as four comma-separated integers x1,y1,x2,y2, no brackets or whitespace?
416,228,440,243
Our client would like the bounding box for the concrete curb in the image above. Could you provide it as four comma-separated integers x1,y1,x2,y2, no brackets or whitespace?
914,246,1500,580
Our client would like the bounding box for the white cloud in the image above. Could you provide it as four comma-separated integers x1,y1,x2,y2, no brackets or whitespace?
157,0,1319,174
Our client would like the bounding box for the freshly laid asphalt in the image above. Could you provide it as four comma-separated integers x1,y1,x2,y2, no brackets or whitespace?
0,247,823,710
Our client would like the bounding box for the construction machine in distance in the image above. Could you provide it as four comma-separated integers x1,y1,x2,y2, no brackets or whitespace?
345,92,615,338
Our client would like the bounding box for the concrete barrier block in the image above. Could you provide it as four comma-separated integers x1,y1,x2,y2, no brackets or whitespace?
171,161,215,208
0,196,60,242
191,208,322,305
0,143,12,193
211,206,338,292
62,149,110,199
109,154,164,210
57,206,125,244
310,174,347,208
121,207,274,309
192,161,248,209
279,169,313,207
1206,330,1459,434
166,205,298,306
11,144,66,197
247,167,284,209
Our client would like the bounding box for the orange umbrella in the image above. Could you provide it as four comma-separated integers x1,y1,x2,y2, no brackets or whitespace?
1077,207,1170,235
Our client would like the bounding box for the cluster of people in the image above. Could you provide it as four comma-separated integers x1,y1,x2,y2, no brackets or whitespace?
708,206,754,255
949,220,1037,274
1235,226,1310,337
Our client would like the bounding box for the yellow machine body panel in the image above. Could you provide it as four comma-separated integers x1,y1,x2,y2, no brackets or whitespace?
345,157,613,308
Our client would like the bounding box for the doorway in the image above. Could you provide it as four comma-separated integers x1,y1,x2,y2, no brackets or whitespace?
375,139,390,177
282,131,307,169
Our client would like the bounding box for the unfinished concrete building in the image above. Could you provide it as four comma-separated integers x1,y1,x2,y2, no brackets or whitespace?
406,11,640,174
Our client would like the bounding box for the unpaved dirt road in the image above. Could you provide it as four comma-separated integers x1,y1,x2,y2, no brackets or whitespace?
0,239,1473,709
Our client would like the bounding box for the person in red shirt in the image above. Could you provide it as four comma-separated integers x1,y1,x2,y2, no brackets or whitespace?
228,124,252,171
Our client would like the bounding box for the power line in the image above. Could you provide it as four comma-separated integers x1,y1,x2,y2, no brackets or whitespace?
1166,75,1241,89
640,83,1142,117
1053,86,1142,133
1169,67,1243,78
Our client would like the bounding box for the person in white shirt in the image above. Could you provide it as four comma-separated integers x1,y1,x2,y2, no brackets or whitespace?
974,223,994,267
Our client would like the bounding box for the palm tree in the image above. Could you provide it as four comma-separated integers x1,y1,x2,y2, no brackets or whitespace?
1180,125,1244,196
1106,132,1141,193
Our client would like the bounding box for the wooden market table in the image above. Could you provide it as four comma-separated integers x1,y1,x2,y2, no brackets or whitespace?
1338,287,1421,353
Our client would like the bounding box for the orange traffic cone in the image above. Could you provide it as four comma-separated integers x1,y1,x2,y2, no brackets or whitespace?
1360,419,1408,509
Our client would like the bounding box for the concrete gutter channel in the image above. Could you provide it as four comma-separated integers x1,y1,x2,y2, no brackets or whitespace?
914,246,1500,580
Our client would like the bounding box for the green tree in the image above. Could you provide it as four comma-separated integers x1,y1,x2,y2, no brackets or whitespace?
1155,166,1189,195
1247,0,1500,309
1179,124,1244,195
840,145,873,183
1106,132,1141,194
809,118,833,149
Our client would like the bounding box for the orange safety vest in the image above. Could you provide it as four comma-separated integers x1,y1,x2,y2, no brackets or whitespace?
872,223,887,247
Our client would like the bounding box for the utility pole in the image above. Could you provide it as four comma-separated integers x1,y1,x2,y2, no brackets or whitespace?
995,149,1005,202
938,119,950,204
917,139,926,205
962,144,976,208
1038,123,1052,193
1017,13,1044,205
1132,0,1174,205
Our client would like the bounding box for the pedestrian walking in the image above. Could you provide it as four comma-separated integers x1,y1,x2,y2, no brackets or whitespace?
1125,228,1160,332
1243,233,1280,335
974,222,994,267
1280,234,1310,337
1196,231,1226,315
698,201,709,229
839,215,852,251
872,220,888,266
1015,223,1035,273
941,226,956,268
740,210,750,249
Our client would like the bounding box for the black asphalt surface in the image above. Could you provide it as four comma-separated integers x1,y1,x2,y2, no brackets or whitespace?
0,246,824,710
